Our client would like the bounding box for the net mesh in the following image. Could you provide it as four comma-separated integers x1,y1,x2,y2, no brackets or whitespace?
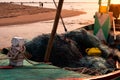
0,53,89,80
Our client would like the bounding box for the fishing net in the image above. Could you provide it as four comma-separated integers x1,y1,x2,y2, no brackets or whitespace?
0,53,89,80
0,28,119,77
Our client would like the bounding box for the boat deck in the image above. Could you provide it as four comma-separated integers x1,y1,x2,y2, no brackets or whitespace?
1,54,120,80
0,24,120,80
0,53,90,80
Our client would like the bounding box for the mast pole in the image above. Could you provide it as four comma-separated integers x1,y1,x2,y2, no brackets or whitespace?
44,0,64,62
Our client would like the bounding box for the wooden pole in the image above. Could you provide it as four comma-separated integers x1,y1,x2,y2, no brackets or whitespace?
98,0,102,12
44,0,64,62
53,0,67,32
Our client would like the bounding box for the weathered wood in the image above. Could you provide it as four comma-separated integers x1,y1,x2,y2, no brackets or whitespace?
94,12,111,42
44,0,64,62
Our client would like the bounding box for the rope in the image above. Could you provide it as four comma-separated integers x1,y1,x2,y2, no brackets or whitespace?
53,0,67,32
0,57,11,60
20,46,41,65
0,46,40,65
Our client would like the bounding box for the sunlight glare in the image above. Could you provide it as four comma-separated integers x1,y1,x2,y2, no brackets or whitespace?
111,0,120,4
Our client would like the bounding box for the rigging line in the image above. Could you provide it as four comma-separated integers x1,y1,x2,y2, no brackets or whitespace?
20,46,41,65
53,0,67,32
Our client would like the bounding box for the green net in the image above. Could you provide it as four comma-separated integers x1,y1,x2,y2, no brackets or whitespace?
0,53,89,80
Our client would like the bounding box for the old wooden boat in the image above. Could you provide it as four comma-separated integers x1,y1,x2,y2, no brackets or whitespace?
0,0,120,80
0,24,120,80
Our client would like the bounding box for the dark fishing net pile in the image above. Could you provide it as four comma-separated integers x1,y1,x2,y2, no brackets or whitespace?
66,28,120,60
108,34,120,51
2,28,118,76
65,28,111,58
25,34,81,67
24,28,120,75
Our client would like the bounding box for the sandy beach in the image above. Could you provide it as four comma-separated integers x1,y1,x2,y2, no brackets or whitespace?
0,3,85,26
0,3,86,48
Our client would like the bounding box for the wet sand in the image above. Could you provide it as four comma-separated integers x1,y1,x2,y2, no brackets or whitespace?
0,3,85,26
0,3,86,49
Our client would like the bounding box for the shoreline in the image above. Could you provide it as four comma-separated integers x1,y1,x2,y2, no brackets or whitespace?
0,9,85,26
0,3,86,49
0,3,86,26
